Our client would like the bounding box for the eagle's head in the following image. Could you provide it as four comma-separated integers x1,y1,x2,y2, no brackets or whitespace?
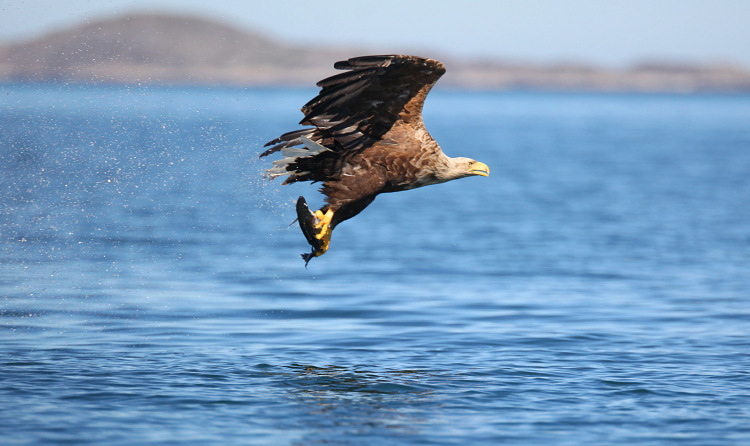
440,157,490,181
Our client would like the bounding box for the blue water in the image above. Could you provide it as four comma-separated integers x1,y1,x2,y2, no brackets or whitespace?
2,83,750,445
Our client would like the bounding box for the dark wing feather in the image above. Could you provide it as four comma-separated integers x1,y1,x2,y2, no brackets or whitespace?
261,55,445,160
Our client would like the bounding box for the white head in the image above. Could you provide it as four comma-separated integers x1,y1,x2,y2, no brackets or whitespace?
437,157,490,182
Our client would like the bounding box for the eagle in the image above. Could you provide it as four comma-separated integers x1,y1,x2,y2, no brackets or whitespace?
260,55,490,265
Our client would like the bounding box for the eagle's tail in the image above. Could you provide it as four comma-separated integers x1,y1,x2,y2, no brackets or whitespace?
262,135,334,185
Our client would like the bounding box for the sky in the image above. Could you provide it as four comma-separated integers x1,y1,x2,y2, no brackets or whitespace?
1,0,749,67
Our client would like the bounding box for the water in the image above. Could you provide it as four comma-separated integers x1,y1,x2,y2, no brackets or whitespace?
2,83,750,445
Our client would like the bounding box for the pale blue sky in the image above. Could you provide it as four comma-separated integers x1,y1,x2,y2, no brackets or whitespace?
1,0,749,67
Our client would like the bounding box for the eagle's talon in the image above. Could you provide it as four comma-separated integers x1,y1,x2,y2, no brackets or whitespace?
313,209,334,240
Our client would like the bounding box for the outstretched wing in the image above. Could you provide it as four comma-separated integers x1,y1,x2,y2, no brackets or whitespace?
260,55,446,183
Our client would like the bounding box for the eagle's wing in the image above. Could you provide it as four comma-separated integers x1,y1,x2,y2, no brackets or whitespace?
261,55,446,166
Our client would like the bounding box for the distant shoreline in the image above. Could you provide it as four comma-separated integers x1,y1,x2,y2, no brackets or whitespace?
5,80,750,97
2,13,749,93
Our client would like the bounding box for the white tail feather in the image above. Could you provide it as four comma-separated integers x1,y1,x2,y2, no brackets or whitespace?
265,136,331,179
299,136,331,155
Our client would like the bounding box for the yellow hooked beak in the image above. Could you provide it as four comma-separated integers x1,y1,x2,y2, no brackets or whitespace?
469,161,490,177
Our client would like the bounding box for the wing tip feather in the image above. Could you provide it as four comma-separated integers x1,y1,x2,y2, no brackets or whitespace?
262,54,447,165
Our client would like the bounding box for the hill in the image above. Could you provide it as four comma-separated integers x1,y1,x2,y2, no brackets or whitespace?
0,14,355,86
1,13,749,92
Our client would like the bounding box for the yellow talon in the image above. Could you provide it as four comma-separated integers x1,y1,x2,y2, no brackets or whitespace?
313,209,334,240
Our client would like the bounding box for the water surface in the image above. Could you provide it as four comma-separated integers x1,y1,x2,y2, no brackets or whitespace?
2,84,750,445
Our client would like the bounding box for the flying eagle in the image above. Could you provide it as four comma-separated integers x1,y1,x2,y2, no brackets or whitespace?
260,55,489,265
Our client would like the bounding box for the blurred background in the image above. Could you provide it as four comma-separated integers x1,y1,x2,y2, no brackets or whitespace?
1,0,750,90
